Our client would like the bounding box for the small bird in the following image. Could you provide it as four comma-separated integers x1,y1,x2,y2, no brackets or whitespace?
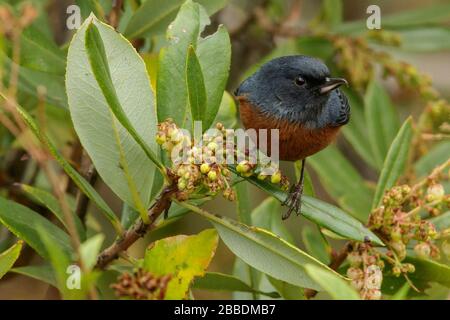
235,55,350,219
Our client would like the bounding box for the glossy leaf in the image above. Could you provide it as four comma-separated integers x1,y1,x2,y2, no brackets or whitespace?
364,81,400,170
0,197,72,260
193,272,279,298
0,241,23,279
143,229,219,299
372,118,413,208
183,202,343,290
229,169,384,246
67,16,160,209
124,0,227,39
267,276,305,300
309,146,373,221
405,255,450,288
186,45,207,124
304,264,360,300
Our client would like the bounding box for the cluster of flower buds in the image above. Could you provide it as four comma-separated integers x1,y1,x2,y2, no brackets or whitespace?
421,99,450,135
156,119,289,201
366,30,402,47
111,269,172,300
346,242,384,300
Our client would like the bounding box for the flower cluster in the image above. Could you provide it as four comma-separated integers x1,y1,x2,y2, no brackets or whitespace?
346,242,384,300
111,269,172,300
329,34,439,100
156,119,289,201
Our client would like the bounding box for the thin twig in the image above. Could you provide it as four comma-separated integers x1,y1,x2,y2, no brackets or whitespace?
108,0,124,29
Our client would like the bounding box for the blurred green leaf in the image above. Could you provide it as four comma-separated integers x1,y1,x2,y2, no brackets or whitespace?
76,0,106,20
193,272,280,298
309,146,373,221
120,203,140,229
0,197,72,260
67,17,160,209
14,106,120,232
20,184,86,241
372,118,413,208
80,234,104,271
186,45,207,124
320,0,343,27
184,202,343,290
234,180,252,225
341,88,377,170
124,0,227,39
0,241,22,279
213,91,237,128
429,211,450,231
296,37,334,61
391,283,410,300
302,226,330,265
231,170,383,246
415,141,450,178
364,81,401,170
143,229,219,299
395,28,450,52
406,255,450,288
304,264,360,300
11,264,57,287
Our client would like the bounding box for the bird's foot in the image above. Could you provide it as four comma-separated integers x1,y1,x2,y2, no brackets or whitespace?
281,184,303,220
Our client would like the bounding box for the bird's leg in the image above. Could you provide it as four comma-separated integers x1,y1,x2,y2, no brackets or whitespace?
282,158,306,220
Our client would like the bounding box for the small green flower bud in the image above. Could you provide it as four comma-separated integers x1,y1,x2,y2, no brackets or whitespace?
208,171,217,181
257,173,267,181
271,172,282,184
177,179,186,190
200,163,211,174
156,134,166,145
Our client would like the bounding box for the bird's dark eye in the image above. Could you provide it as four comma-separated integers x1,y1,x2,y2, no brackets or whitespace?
294,76,305,86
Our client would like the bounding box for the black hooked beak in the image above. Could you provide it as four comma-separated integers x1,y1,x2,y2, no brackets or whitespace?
318,77,348,95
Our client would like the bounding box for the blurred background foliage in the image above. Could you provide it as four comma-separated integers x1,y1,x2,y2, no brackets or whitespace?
0,0,448,299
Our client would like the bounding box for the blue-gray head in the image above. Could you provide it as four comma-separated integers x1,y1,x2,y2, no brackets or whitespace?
235,55,350,129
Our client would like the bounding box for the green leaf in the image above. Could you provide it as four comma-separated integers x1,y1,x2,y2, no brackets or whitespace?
405,255,450,288
186,45,207,124
124,0,227,39
0,241,23,279
80,234,104,271
182,202,343,290
394,28,450,52
0,197,72,260
320,0,342,27
429,211,450,231
11,264,57,287
20,25,66,74
156,0,201,126
20,184,86,241
372,117,413,208
192,272,280,298
234,181,252,225
267,276,305,300
214,91,237,128
415,141,450,178
364,81,401,170
309,146,373,221
302,226,330,265
66,16,160,209
304,264,360,300
76,0,106,20
341,88,377,170
391,283,410,300
251,197,294,245
143,229,219,299
196,25,231,129
229,170,383,246
13,106,121,232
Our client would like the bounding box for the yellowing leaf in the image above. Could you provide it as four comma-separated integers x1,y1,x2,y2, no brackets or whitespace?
143,229,218,299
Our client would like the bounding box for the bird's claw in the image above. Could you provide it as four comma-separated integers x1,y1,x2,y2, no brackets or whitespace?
281,184,303,220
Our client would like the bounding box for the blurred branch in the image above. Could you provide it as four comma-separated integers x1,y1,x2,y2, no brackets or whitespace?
108,0,124,29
